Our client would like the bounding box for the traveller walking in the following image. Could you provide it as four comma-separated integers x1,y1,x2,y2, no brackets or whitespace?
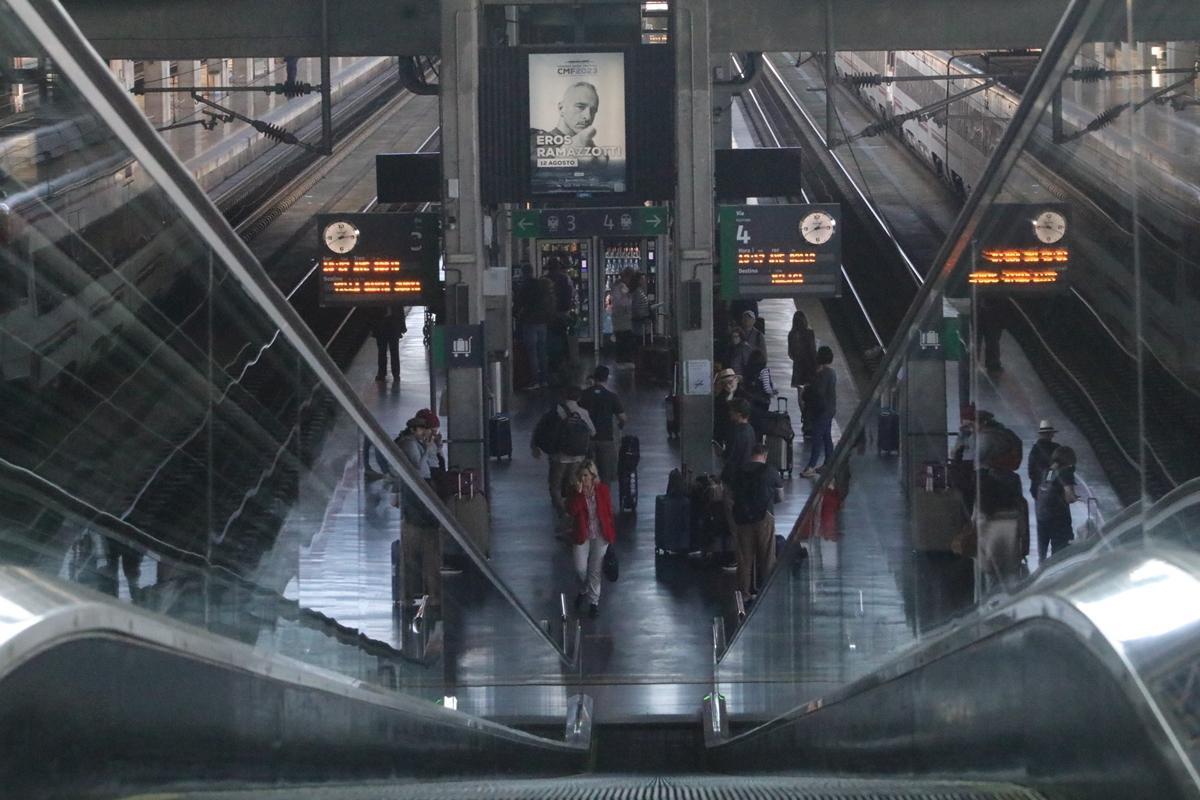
726,328,753,379
566,459,616,619
799,346,837,478
1027,420,1057,498
630,271,652,342
531,386,596,529
395,414,443,609
788,310,818,433
712,368,747,450
516,262,556,389
739,310,766,357
580,366,627,485
371,305,406,382
731,444,783,599
1035,445,1079,562
611,268,635,366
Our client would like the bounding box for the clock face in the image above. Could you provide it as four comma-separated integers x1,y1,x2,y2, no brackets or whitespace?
323,221,360,254
1032,210,1067,244
799,211,836,245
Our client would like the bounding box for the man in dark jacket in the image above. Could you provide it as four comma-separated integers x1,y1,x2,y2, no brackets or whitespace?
517,263,556,389
371,305,406,382
731,444,783,597
721,399,756,485
396,415,442,609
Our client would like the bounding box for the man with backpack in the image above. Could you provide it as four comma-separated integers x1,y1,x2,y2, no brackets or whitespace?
532,385,595,529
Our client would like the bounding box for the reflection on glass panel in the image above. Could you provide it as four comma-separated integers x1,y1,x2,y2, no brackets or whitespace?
720,0,1200,723
0,0,573,721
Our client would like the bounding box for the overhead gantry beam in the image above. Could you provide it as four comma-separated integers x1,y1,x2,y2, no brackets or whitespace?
61,0,1200,60
61,0,441,59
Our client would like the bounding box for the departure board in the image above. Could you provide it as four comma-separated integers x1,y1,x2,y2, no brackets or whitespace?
316,213,440,306
719,204,841,299
968,203,1071,293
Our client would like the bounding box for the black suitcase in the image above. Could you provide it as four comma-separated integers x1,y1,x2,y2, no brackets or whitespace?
489,414,512,460
655,494,692,554
619,466,638,513
878,407,900,454
618,434,640,472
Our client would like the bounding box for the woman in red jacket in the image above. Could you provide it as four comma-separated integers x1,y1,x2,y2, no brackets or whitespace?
566,459,617,618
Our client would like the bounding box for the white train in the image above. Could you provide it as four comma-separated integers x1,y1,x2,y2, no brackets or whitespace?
835,47,1200,387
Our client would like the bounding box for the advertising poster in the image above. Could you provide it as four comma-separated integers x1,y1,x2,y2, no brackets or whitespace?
528,52,627,195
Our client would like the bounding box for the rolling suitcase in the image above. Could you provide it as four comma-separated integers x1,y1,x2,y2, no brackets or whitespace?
878,407,900,454
489,414,512,461
654,494,692,554
448,494,490,558
763,397,795,477
618,435,640,513
912,488,967,552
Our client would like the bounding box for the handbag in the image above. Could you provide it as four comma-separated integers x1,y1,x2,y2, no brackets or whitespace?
602,547,619,582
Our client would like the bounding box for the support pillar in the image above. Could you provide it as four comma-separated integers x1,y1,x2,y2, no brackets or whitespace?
441,0,487,477
673,0,715,475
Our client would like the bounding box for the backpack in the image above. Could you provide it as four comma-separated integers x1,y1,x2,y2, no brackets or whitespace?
556,405,592,457
532,409,559,454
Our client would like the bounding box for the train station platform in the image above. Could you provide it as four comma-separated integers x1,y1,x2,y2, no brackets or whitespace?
287,290,939,721
766,52,1122,543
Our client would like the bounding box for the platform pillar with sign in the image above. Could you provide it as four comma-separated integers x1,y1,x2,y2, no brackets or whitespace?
441,0,487,477
673,0,716,475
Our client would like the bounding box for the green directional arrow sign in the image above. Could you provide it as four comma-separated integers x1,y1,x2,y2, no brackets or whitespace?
512,210,542,238
640,207,666,233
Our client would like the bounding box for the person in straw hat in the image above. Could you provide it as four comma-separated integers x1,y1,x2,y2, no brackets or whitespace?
1027,420,1058,499
712,367,747,452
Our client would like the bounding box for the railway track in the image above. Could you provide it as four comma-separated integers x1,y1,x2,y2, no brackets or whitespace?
752,53,1198,508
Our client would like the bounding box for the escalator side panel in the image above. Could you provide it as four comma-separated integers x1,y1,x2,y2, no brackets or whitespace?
0,636,583,799
709,617,1188,800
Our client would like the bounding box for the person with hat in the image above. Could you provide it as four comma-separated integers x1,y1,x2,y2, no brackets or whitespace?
739,310,767,358
713,367,748,452
579,366,627,485
1027,420,1058,499
394,412,444,609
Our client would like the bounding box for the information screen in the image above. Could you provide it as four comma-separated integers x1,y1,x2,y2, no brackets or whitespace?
719,204,841,299
968,203,1072,293
316,213,440,306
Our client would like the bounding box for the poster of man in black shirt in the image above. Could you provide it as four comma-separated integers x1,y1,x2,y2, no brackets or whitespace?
529,52,627,195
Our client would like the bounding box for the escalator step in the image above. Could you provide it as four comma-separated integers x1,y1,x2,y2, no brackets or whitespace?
162,775,1048,800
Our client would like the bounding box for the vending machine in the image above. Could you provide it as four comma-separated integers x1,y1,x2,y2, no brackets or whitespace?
599,236,659,343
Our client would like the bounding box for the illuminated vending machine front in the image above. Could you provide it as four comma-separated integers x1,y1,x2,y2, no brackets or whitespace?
600,236,660,341
538,239,592,344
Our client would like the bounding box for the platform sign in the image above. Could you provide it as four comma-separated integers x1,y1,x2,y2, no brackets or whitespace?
967,203,1071,294
511,206,666,239
316,213,440,306
719,204,841,299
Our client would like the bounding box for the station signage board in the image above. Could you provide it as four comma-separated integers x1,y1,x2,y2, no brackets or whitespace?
511,206,667,239
968,203,1071,293
718,204,842,299
316,213,440,306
